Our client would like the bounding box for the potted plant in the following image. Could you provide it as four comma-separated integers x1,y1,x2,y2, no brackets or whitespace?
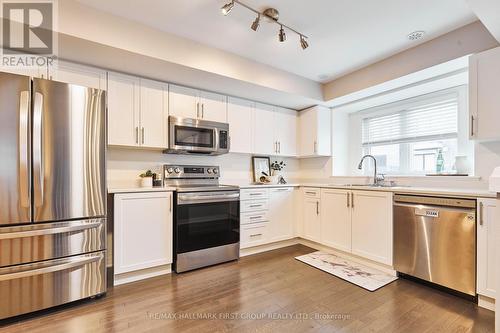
139,170,154,188
270,160,286,184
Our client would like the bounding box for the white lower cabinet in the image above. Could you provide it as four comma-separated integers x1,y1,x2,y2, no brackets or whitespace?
301,187,393,266
320,189,351,253
477,198,498,299
350,191,393,266
114,192,173,276
240,187,296,249
302,188,321,242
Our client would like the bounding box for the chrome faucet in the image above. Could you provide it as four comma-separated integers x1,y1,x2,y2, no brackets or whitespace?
358,154,385,186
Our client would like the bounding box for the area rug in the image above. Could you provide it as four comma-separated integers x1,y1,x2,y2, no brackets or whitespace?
295,251,398,291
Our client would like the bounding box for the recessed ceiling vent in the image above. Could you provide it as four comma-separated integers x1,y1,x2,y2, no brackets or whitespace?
407,31,425,41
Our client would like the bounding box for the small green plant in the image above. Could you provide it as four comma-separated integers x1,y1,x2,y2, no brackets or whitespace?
139,170,154,178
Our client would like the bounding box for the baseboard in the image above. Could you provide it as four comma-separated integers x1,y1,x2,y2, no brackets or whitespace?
114,264,171,286
240,238,300,257
478,294,495,311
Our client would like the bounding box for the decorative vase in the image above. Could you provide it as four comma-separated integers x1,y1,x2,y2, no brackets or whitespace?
140,177,153,188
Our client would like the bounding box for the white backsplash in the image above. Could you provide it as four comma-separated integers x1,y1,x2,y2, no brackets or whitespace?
107,147,300,187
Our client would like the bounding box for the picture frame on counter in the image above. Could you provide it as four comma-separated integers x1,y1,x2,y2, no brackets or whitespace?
252,156,271,183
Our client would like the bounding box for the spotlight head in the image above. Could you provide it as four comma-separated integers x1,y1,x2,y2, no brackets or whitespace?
221,1,234,15
251,14,260,31
300,35,309,49
278,25,286,42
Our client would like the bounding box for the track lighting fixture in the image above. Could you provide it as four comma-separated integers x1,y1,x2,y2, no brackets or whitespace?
221,1,234,16
300,35,309,49
220,1,310,50
278,25,286,42
251,14,260,31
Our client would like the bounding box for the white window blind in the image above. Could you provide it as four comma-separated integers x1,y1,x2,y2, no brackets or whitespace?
362,94,458,147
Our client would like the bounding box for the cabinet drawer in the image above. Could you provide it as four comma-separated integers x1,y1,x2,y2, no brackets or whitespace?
241,211,269,225
302,187,320,198
241,223,268,248
241,188,269,200
241,199,269,212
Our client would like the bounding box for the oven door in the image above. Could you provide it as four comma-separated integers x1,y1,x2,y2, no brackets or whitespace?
175,191,240,254
169,118,217,154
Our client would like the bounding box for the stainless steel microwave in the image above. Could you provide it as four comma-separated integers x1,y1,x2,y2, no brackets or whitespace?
165,116,230,155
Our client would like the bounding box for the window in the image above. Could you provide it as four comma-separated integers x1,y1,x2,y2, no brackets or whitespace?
354,88,469,175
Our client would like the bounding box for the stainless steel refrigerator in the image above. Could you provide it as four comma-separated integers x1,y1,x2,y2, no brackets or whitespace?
0,71,107,320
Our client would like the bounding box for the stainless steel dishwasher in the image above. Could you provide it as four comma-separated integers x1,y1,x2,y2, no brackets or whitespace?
393,194,476,296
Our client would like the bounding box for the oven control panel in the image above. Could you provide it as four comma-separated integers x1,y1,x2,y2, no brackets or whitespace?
164,165,220,179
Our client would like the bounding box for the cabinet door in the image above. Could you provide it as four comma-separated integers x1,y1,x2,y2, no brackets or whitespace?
298,107,317,156
107,72,140,146
275,107,297,156
140,79,168,148
227,97,254,153
320,189,351,252
199,91,227,122
351,190,392,265
169,84,198,119
254,103,276,155
477,198,498,298
470,47,500,141
114,192,173,274
49,61,106,90
302,197,321,242
268,187,295,242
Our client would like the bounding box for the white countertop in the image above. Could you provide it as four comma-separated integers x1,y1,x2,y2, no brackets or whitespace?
108,186,176,194
300,183,497,198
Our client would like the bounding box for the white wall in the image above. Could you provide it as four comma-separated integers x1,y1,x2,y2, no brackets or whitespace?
107,148,300,188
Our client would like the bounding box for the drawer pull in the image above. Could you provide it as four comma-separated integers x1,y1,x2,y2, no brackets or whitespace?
249,193,263,196
249,204,262,208
305,191,316,195
249,216,262,219
250,233,263,237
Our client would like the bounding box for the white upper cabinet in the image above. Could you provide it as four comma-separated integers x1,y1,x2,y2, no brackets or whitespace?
320,189,351,253
168,84,198,119
169,84,227,122
108,72,168,148
199,90,227,122
48,61,106,90
298,105,332,157
2,64,46,78
227,97,254,154
469,47,500,141
254,103,276,155
351,190,393,266
108,72,141,147
274,107,298,157
140,79,168,148
477,198,498,299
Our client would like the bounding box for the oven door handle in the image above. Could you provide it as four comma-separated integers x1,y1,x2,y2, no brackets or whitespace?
177,192,240,204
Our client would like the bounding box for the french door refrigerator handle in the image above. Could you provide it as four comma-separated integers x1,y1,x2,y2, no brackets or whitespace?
19,91,30,208
33,92,44,207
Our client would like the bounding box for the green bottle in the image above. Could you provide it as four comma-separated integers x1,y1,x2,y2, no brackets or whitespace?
436,149,444,173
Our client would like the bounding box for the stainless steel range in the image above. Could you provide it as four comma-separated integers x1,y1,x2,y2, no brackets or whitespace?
164,165,240,273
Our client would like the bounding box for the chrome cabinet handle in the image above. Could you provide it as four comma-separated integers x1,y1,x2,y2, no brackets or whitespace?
141,127,145,144
479,201,484,226
196,102,199,118
169,194,172,213
135,127,139,144
249,193,263,196
249,204,263,208
278,141,281,154
351,192,354,208
470,115,475,137
347,192,350,208
0,254,102,281
249,216,262,220
316,201,319,215
33,92,44,208
19,91,30,208
314,141,317,154
250,233,262,237
201,103,204,119
305,191,316,195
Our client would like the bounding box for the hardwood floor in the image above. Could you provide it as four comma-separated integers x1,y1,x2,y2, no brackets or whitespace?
0,245,494,333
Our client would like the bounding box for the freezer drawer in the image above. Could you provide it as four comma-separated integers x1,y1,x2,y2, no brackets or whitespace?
0,218,106,267
0,251,106,320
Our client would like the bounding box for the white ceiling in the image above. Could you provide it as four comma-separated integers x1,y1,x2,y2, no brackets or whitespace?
77,0,477,83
